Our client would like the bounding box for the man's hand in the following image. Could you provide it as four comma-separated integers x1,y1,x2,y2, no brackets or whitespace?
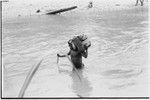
57,54,60,57
81,49,88,58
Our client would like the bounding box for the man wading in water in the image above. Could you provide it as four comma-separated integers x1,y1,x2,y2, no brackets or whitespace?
57,34,91,70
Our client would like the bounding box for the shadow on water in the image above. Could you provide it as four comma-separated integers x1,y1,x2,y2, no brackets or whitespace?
70,70,92,97
101,67,142,79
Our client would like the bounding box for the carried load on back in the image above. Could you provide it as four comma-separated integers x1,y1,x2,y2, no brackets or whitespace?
68,34,91,55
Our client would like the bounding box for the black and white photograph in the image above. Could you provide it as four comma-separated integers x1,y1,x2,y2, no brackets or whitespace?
1,0,149,98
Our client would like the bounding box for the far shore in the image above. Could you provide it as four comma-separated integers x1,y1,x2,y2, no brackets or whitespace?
2,0,149,18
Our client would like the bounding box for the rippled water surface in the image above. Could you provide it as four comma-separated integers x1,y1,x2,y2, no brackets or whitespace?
2,7,149,97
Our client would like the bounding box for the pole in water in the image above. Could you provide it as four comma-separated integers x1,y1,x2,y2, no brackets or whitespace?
57,55,59,64
56,55,60,72
56,54,81,81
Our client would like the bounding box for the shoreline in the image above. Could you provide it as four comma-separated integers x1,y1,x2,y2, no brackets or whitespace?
2,0,149,19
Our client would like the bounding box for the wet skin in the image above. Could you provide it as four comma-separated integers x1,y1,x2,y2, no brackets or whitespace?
58,49,88,69
68,49,88,69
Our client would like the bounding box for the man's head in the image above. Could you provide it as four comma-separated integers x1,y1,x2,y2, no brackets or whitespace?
68,39,76,50
78,34,88,41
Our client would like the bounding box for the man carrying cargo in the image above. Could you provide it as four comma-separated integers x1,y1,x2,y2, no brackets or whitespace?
57,34,91,69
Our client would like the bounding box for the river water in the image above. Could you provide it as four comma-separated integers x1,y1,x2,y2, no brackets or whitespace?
2,6,149,97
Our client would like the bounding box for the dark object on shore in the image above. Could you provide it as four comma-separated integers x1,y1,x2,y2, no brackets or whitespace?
46,6,77,15
135,0,144,6
88,1,93,8
36,9,40,13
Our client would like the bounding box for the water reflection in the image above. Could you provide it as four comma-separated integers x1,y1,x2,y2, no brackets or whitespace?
70,69,92,97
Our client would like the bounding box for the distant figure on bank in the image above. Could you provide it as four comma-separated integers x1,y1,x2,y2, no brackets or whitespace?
57,34,91,69
36,9,40,13
88,1,93,8
135,0,144,6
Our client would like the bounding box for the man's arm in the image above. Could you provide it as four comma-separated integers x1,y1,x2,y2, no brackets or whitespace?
57,50,71,57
